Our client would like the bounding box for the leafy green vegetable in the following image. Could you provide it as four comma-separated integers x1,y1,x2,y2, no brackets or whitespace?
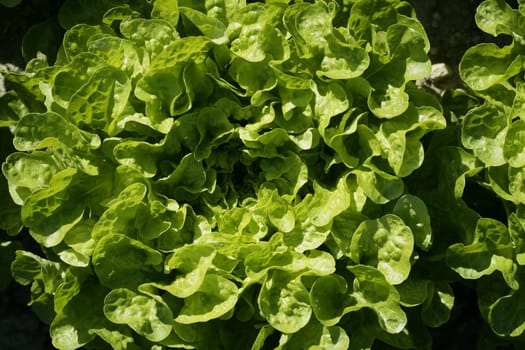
0,0,454,349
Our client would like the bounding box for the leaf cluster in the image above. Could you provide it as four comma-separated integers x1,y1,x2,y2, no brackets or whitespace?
0,0,523,349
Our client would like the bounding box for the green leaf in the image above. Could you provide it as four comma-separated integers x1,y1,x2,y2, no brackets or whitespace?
104,288,173,342
475,0,525,38
50,279,109,349
396,278,429,307
21,168,84,247
2,151,61,205
504,118,525,167
348,264,407,334
277,320,350,350
156,154,207,197
258,270,311,333
421,281,454,327
120,18,180,57
446,218,518,289
91,183,147,240
14,112,101,152
62,25,107,60
461,103,509,166
92,233,163,289
67,66,131,133
228,3,288,62
161,244,217,298
244,233,335,282
489,287,525,337
175,274,238,323
180,6,227,44
350,214,414,285
460,42,522,91
310,274,349,327
378,105,446,177
353,166,404,204
88,36,144,78
393,194,432,251
151,0,179,26
228,58,278,98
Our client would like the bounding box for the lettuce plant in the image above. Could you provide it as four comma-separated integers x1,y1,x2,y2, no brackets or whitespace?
398,0,525,347
0,0,470,349
452,0,525,344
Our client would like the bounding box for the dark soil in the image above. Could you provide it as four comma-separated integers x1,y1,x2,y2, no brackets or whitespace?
0,1,518,349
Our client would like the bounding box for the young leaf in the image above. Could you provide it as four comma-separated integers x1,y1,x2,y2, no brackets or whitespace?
350,214,414,285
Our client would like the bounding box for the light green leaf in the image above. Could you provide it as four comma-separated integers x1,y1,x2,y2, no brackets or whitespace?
50,280,109,350
509,166,525,204
14,112,101,152
104,288,173,342
151,0,179,26
228,3,288,62
2,151,61,205
475,0,525,38
92,233,163,289
21,168,84,247
162,244,217,298
180,6,227,44
57,248,89,267
504,118,525,167
103,5,142,26
446,218,518,289
460,43,522,91
393,194,432,250
62,24,106,60
461,103,509,166
353,166,404,204
245,233,335,282
228,58,278,98
350,214,414,285
91,183,147,240
260,187,295,234
319,40,370,80
89,328,140,350
10,250,64,291
307,177,352,228
277,320,350,350
258,270,311,334
368,85,410,119
67,66,131,133
348,264,407,334
113,140,163,178
378,105,446,177
149,36,211,71
120,18,180,56
175,274,238,324
87,36,145,78
312,81,350,120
